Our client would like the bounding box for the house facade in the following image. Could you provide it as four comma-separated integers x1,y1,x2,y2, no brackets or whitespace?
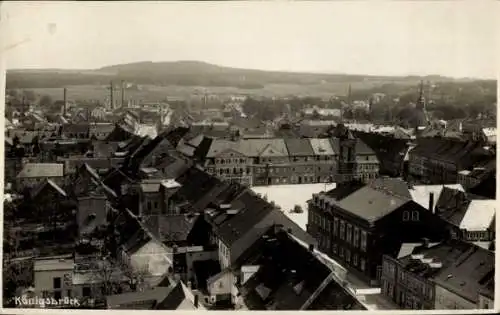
307,178,447,285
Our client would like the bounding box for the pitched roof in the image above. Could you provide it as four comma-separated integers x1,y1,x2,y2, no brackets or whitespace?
17,163,64,178
155,281,202,310
321,178,413,222
144,215,197,244
106,286,172,309
432,245,494,303
239,229,336,310
284,138,314,156
355,139,375,155
239,139,289,157
31,179,67,199
459,200,496,231
309,138,335,155
409,184,464,212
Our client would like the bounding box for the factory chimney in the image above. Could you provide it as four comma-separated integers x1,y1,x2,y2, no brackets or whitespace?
110,81,114,110
121,80,125,108
63,88,67,116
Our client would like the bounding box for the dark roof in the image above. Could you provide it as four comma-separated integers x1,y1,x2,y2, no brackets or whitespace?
324,181,365,200
411,138,482,165
171,166,225,209
328,137,340,154
239,229,334,310
155,282,190,310
62,123,90,134
355,139,375,155
434,187,471,227
432,244,494,303
144,215,197,244
470,172,496,199
192,259,221,291
113,209,148,252
214,191,275,246
105,124,134,142
397,239,475,279
106,286,172,309
284,138,314,156
369,177,413,199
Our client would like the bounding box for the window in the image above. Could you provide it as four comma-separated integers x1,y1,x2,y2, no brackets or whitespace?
403,211,410,221
53,277,61,289
346,249,351,263
333,217,338,236
411,211,419,221
339,220,345,240
333,243,338,254
353,227,360,248
353,254,358,266
147,201,152,211
339,247,345,258
154,201,158,209
360,231,367,251
82,287,91,297
346,224,352,244
360,258,366,271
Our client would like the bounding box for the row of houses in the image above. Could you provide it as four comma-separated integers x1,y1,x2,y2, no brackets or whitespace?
12,128,366,310
177,134,379,186
307,177,495,310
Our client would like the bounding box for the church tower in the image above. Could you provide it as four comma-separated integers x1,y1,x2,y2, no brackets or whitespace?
334,124,357,184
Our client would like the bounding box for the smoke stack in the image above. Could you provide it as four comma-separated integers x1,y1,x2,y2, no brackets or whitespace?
429,192,435,213
110,81,114,110
63,88,67,116
194,294,199,308
121,80,125,108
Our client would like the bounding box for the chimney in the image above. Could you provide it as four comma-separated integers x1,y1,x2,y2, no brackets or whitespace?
429,192,435,213
309,244,314,252
273,224,284,234
121,80,125,108
63,88,67,116
194,294,199,308
110,81,114,110
422,237,430,248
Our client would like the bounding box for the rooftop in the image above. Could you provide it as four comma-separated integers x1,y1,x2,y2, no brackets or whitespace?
17,163,64,178
34,258,74,272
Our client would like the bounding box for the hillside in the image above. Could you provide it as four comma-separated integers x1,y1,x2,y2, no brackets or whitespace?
6,60,466,90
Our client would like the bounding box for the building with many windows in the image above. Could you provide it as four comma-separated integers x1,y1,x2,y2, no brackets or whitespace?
307,177,447,285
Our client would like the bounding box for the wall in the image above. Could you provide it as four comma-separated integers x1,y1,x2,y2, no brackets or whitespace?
129,240,173,276
434,284,477,309
34,269,73,299
185,249,218,281
208,271,234,296
478,294,494,309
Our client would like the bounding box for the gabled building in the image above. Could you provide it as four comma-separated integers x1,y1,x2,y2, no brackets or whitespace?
408,138,487,184
381,239,494,310
307,178,448,285
16,163,65,190
236,228,366,310
433,187,496,245
309,138,337,183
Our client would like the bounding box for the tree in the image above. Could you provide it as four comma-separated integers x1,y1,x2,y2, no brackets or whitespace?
39,94,53,108
22,90,36,102
291,204,304,213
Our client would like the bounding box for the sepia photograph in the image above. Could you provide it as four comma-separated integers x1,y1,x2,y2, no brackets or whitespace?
1,0,497,312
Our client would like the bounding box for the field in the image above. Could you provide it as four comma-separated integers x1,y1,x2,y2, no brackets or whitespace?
22,79,421,104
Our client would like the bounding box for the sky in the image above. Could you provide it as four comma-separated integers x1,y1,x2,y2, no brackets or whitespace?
1,1,498,79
